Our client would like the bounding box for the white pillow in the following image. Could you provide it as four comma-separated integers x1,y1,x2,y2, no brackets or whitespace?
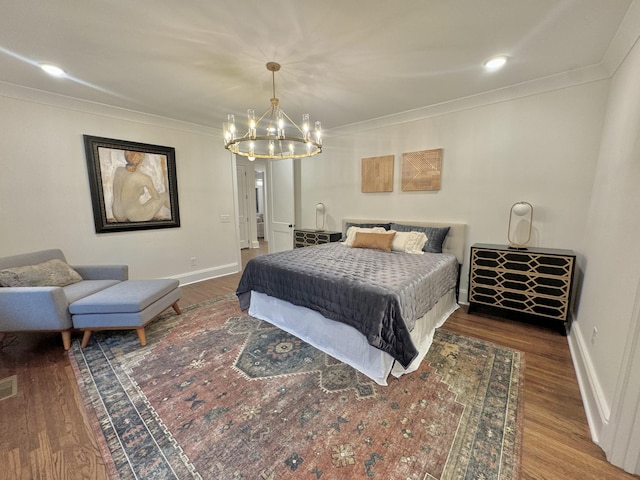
390,231,428,254
343,226,388,247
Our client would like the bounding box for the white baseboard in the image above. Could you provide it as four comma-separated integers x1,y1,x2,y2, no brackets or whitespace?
170,262,240,286
458,287,469,304
567,321,610,445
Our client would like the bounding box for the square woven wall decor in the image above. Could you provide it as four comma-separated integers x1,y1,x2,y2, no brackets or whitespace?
402,148,442,191
361,155,394,192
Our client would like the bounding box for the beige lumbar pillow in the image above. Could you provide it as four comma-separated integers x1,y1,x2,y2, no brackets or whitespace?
352,231,396,252
0,259,83,287
343,226,388,247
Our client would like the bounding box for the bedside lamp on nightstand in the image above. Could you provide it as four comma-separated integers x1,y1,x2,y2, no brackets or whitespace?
315,202,326,231
507,201,533,249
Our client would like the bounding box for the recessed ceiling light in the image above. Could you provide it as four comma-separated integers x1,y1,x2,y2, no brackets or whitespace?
40,63,67,78
483,55,508,72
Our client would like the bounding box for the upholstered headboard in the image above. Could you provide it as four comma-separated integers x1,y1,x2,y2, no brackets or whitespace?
342,219,467,264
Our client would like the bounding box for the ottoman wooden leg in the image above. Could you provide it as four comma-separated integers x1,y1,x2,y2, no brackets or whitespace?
81,330,93,348
61,330,71,350
172,301,182,315
136,327,147,346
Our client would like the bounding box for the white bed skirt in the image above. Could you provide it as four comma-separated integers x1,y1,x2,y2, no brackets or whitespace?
248,289,459,386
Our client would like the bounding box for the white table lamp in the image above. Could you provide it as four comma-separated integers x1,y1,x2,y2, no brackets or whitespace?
507,201,533,249
315,203,326,231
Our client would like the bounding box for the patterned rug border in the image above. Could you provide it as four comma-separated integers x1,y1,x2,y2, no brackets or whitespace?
508,347,524,480
68,295,238,480
69,340,121,479
68,293,525,479
430,331,525,480
67,296,237,480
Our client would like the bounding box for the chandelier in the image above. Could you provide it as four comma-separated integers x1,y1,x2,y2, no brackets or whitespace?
223,62,322,160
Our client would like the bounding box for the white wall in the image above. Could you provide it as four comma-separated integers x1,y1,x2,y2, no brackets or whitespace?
0,84,240,284
299,80,610,301
571,29,640,473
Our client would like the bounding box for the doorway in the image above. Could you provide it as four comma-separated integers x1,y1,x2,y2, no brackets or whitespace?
235,158,269,253
234,157,294,255
255,169,265,241
235,164,250,249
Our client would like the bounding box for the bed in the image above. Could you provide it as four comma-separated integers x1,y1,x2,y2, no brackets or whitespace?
236,219,466,385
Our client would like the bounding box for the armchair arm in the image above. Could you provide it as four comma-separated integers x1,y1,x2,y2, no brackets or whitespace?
0,287,72,331
72,265,128,281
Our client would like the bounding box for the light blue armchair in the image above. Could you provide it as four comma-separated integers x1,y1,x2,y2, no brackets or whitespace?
0,249,128,349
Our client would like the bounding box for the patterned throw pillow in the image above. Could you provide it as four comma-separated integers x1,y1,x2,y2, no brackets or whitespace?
390,231,428,254
0,259,83,287
342,222,391,240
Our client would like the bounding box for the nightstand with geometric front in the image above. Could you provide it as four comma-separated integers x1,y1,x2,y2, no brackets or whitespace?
468,243,576,332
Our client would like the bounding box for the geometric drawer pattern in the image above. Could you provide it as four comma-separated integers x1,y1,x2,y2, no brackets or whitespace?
294,229,342,248
469,245,575,322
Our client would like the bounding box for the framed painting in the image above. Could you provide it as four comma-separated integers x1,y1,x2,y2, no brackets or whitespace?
83,135,180,233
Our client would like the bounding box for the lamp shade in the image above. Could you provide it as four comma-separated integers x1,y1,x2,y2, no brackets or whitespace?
315,203,326,231
512,202,531,216
507,201,533,249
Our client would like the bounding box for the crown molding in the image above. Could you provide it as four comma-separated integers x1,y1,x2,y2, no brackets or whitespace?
602,0,640,76
329,64,610,137
0,80,215,136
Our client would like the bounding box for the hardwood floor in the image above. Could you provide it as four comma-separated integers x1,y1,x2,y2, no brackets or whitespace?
0,243,637,479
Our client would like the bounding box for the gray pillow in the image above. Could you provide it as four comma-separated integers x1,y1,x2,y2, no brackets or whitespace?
390,223,450,253
0,259,83,287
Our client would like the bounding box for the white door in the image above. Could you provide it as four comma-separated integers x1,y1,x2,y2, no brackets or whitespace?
236,164,250,249
267,158,294,252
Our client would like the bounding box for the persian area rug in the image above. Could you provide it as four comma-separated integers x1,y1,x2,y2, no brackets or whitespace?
69,294,524,480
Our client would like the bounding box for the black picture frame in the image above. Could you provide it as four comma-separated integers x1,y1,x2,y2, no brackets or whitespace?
83,135,180,233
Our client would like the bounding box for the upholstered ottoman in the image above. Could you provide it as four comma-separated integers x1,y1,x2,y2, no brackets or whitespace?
70,279,182,347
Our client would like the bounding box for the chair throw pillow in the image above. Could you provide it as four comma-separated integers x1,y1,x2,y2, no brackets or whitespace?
0,259,83,287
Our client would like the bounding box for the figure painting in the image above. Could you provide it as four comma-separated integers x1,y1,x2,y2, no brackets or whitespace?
84,135,180,233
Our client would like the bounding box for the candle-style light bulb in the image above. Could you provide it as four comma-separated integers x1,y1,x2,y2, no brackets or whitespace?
277,110,285,138
223,122,231,145
248,109,256,139
227,114,236,140
302,114,310,141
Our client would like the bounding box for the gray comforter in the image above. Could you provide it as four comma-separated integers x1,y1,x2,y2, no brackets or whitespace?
236,242,458,368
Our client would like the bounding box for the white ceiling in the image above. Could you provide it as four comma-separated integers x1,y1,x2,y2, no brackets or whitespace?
0,0,635,131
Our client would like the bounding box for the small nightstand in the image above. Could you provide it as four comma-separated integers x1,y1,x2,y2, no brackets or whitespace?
294,229,342,248
468,243,576,331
